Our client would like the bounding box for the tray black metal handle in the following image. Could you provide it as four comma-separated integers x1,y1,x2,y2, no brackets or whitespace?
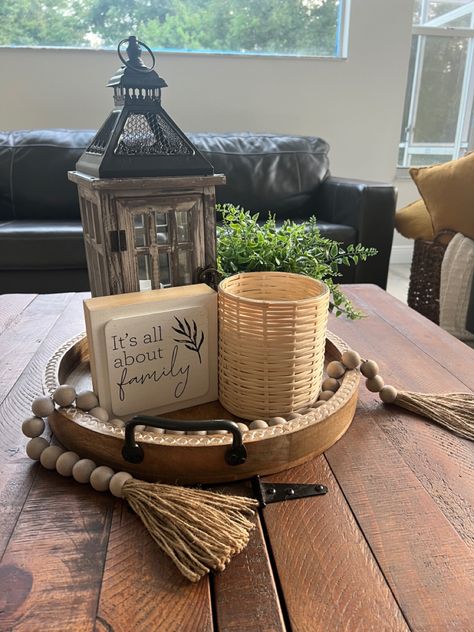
122,415,247,466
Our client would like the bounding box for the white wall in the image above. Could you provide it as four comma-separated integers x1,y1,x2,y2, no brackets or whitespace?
0,0,416,257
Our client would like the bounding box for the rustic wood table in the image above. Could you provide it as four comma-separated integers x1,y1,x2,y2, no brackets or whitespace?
0,286,473,632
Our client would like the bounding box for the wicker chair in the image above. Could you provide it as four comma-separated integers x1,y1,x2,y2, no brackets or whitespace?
407,230,455,324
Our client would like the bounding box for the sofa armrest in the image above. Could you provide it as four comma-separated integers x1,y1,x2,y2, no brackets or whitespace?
314,176,397,289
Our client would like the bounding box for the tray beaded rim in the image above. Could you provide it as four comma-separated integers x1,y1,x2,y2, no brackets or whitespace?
43,330,359,448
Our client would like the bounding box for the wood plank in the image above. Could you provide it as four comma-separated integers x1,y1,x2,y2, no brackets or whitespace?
212,485,286,632
340,284,474,390
96,501,214,632
0,293,88,557
261,457,409,632
329,292,474,551
325,418,474,631
0,470,113,631
0,294,36,333
0,293,74,404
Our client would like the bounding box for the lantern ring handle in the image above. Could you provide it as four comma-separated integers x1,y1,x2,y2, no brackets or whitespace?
117,38,156,73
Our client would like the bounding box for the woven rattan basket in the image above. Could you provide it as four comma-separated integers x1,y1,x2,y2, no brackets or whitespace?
218,272,329,420
408,230,454,324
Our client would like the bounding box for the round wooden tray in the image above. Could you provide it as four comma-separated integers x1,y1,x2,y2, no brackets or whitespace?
44,332,359,484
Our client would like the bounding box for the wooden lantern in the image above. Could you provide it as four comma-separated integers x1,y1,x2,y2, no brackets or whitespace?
68,36,224,297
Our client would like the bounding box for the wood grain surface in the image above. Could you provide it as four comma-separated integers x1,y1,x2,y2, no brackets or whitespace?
261,458,409,632
0,286,472,632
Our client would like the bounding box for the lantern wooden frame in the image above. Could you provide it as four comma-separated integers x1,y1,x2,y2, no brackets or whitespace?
68,171,225,297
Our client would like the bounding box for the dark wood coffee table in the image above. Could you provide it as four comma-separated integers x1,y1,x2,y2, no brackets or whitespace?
0,286,473,631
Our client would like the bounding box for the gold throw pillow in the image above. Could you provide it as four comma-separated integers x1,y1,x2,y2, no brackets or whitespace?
395,199,434,241
410,152,474,240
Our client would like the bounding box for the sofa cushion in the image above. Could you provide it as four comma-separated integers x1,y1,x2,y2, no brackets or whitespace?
0,129,95,221
0,220,86,269
189,133,330,219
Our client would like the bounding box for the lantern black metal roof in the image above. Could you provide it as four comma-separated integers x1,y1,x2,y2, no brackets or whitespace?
76,36,214,178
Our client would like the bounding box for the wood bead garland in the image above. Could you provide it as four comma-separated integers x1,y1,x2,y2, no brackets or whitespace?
56,451,81,477
31,396,54,418
22,416,45,438
360,360,379,379
326,360,346,379
76,390,99,411
40,445,64,470
329,347,474,442
26,436,49,460
21,339,474,583
72,459,97,484
341,350,361,370
366,375,385,393
90,466,115,492
53,384,76,408
249,419,268,430
380,385,398,404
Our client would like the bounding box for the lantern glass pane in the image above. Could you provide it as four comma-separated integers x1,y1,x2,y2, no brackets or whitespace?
177,250,193,285
134,214,147,248
137,253,152,291
155,212,169,244
176,210,190,243
159,252,171,288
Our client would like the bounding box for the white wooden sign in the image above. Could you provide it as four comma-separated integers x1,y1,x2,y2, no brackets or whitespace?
84,285,217,418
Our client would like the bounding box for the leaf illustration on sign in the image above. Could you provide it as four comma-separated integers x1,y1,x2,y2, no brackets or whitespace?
172,317,205,364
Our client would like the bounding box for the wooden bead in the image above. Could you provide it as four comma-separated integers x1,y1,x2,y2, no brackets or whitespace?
379,385,398,404
287,411,302,420
134,424,146,432
236,422,249,433
72,458,96,484
318,390,334,401
149,425,165,434
268,417,287,426
22,416,45,438
31,396,54,418
166,429,186,435
76,390,99,411
341,350,361,370
56,451,80,477
110,418,125,429
360,360,379,379
52,384,76,407
249,419,268,430
109,471,133,498
312,401,327,408
40,445,64,470
366,375,385,393
322,377,340,392
90,466,115,492
26,437,49,460
187,429,207,435
213,429,228,434
89,406,109,422
326,361,346,379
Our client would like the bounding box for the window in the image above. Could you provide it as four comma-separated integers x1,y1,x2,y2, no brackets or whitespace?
399,0,474,168
0,0,349,58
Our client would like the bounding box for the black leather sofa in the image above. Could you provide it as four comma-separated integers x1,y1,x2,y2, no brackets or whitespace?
0,129,396,294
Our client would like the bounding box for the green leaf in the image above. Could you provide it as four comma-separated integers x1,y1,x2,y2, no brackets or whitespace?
216,203,376,319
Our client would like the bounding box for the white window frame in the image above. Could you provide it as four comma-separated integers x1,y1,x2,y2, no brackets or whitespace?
1,0,351,60
397,0,474,174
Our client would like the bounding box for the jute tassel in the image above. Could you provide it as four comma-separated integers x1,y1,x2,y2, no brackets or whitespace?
122,479,259,582
393,391,474,441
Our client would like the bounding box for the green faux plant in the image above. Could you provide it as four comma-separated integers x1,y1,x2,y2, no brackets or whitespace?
216,204,377,319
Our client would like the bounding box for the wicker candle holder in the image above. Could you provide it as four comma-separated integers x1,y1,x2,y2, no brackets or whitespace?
218,272,329,420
